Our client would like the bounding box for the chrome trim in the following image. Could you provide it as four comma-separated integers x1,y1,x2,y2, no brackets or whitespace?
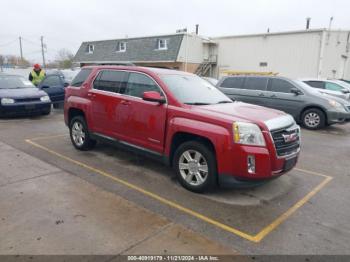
264,114,295,131
269,125,301,159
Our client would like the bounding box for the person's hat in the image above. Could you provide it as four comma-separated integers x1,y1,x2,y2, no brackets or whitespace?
34,64,41,69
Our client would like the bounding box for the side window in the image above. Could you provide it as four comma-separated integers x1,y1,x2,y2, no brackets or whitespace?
124,73,162,98
71,69,92,87
243,77,268,90
220,77,244,89
268,79,296,93
93,70,127,93
325,82,344,91
305,81,325,89
41,75,62,87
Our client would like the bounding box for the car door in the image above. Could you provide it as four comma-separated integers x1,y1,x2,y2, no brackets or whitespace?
116,72,167,154
240,77,269,106
38,75,65,102
88,70,127,137
265,78,305,118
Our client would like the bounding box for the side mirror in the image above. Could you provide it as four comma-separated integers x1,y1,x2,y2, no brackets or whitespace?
64,82,69,87
142,91,166,104
341,89,350,94
291,88,302,95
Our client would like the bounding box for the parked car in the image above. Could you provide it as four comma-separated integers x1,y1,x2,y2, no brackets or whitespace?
201,77,219,86
38,70,78,108
339,79,350,85
64,66,301,193
0,74,51,117
302,79,350,100
216,75,350,130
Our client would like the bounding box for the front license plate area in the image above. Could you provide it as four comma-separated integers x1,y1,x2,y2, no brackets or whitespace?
284,157,297,171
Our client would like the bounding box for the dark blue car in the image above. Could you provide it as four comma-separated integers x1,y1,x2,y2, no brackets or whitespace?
37,70,78,107
0,74,51,117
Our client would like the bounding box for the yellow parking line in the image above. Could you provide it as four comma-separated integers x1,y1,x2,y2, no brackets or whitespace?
27,134,68,141
25,138,333,243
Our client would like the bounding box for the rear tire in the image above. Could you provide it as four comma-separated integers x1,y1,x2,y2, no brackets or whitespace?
301,108,326,130
69,116,96,150
173,141,217,193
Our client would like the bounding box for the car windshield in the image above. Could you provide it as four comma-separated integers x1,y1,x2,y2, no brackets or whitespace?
0,75,35,89
161,74,232,105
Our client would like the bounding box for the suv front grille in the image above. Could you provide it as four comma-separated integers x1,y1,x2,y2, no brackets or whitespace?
270,125,300,157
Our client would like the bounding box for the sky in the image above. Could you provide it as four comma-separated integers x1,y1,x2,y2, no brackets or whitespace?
0,0,349,63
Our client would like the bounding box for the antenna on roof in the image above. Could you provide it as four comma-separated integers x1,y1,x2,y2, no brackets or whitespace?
328,16,334,31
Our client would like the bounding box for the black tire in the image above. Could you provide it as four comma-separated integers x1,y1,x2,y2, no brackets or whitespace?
53,103,61,109
301,108,326,130
173,141,217,193
69,116,96,150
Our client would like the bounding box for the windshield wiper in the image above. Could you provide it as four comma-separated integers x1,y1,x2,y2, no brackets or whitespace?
184,102,212,105
216,100,233,104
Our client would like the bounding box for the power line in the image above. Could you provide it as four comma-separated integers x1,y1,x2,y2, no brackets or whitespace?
0,38,18,47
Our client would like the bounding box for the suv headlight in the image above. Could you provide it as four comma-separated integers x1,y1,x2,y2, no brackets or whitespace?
1,98,15,105
40,95,50,102
328,99,346,112
233,122,266,146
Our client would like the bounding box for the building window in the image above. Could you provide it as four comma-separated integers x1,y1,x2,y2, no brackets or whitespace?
259,62,268,67
116,42,126,52
157,39,167,50
86,44,94,54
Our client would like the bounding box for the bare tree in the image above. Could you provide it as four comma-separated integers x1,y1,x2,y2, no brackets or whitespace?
56,48,74,69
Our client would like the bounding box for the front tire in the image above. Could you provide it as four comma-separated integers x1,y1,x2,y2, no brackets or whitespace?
301,108,326,130
69,116,96,150
173,141,217,193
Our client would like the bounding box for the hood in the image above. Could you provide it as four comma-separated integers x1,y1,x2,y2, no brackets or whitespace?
192,101,293,130
316,89,350,101
0,88,47,99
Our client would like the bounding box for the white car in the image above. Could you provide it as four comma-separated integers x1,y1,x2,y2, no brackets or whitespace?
302,79,350,101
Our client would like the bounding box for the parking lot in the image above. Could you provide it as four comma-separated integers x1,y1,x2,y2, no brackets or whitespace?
1,109,350,255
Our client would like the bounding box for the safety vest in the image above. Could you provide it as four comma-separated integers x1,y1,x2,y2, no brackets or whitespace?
30,69,46,86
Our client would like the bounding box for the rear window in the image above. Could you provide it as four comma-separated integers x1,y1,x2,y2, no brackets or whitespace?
243,77,268,90
220,77,244,89
71,68,92,87
93,70,127,93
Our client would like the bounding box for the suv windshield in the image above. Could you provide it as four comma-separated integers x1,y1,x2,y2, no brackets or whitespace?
161,74,232,105
0,75,35,89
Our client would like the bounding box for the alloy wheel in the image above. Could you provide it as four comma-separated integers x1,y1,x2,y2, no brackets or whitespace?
71,121,86,147
179,150,209,186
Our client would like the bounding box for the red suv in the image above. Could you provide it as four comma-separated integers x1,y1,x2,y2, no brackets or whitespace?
64,66,300,192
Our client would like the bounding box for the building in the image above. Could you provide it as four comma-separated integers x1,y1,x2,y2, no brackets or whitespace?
214,29,350,80
74,33,217,76
74,29,350,80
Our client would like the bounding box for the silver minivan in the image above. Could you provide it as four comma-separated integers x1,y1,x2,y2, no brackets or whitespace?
216,76,350,129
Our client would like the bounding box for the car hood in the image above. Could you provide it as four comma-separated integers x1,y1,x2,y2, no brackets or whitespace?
0,88,47,99
193,102,294,130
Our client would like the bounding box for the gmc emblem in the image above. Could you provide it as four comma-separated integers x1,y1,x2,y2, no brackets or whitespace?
282,133,298,143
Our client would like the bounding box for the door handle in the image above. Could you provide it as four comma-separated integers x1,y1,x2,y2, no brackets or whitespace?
270,94,277,98
121,100,130,105
258,93,265,97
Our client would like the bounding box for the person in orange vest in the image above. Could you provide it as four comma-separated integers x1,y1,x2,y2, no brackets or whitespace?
29,64,46,86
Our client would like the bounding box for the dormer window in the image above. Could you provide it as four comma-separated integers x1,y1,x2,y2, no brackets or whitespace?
157,39,167,50
86,44,94,54
116,41,126,52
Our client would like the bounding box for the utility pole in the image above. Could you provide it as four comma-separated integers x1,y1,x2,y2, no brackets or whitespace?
19,36,23,63
40,36,46,68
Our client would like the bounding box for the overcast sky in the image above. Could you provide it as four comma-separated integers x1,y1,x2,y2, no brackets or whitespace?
0,0,349,63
